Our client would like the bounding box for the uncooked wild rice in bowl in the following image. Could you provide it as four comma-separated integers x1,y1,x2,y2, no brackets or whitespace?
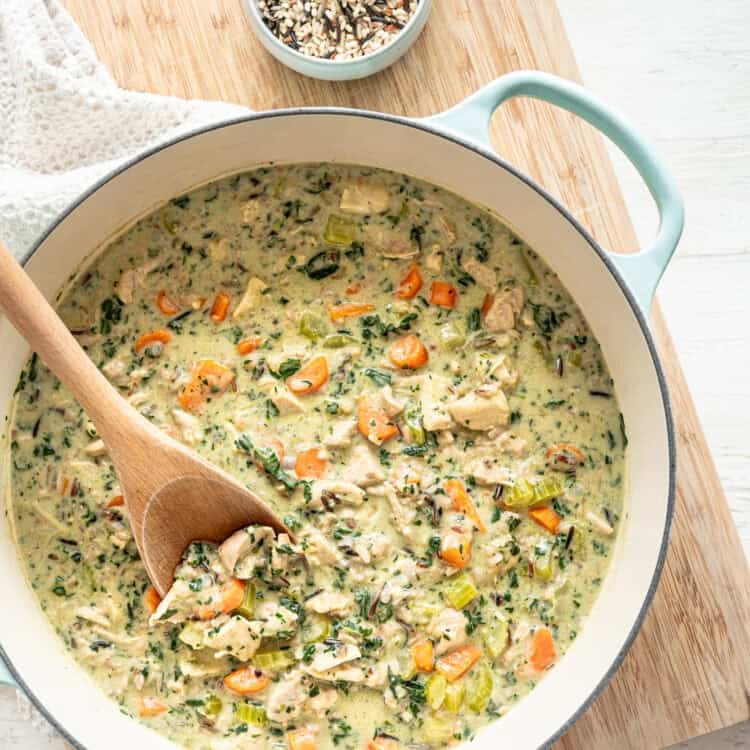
259,0,420,60
244,0,432,80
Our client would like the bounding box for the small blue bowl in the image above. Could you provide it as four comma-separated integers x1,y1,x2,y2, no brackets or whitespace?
243,0,432,81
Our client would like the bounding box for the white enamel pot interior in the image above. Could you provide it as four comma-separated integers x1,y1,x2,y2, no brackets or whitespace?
0,80,679,750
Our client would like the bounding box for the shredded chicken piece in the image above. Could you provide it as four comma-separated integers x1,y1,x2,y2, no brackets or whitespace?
171,408,203,445
484,285,525,333
428,608,468,655
304,591,354,617
448,387,510,431
339,180,390,215
233,277,267,319
341,444,384,487
462,257,497,291
299,526,343,567
323,418,358,448
311,479,366,508
369,483,415,539
266,671,308,723
270,385,305,415
204,615,263,660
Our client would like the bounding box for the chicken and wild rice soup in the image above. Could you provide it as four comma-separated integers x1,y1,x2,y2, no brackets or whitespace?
9,164,626,749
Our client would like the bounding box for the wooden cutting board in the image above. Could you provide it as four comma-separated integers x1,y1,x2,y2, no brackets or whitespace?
59,2,750,748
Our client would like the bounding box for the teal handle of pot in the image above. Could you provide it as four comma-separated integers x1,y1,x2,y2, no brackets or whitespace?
424,71,684,313
0,656,18,688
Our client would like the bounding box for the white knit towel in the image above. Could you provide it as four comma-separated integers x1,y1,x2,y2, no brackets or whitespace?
0,1,249,743
0,0,249,259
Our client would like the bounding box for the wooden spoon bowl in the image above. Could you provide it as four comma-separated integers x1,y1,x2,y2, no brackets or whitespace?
0,241,288,595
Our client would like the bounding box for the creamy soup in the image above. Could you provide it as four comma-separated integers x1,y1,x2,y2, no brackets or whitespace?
8,164,626,750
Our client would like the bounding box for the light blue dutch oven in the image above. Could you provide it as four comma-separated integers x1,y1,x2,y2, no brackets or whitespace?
0,71,683,749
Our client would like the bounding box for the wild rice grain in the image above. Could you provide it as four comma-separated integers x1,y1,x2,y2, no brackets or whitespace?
257,0,420,60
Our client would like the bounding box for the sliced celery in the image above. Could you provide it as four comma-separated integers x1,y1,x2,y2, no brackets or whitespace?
234,582,255,619
569,525,588,561
425,673,447,711
408,600,441,626
482,620,509,660
421,717,455,745
466,661,493,713
324,214,356,245
302,613,330,643
299,312,327,340
535,553,554,581
204,694,222,715
405,406,425,445
501,476,565,509
444,572,479,610
322,333,358,348
234,702,267,725
439,323,465,350
443,681,465,713
396,649,417,681
253,649,295,671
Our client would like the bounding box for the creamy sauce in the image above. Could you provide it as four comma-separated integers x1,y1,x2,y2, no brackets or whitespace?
9,164,625,749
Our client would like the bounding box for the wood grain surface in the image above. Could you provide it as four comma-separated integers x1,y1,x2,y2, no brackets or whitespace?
55,1,750,748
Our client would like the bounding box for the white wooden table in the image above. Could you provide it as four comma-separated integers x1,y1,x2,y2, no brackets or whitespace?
2,0,748,747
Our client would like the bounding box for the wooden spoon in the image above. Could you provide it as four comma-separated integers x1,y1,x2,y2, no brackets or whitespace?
0,242,288,595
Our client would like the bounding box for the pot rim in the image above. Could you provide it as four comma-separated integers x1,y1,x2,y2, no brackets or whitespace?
1,107,676,750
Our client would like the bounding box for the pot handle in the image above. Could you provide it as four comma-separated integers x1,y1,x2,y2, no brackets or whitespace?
423,71,684,312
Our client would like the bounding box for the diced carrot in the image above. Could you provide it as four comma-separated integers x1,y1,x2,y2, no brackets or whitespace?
139,696,168,717
481,293,494,318
156,290,180,316
210,292,231,323
295,447,329,479
412,639,434,673
178,359,235,412
134,329,171,353
143,585,161,615
395,264,423,300
287,726,318,750
368,737,399,750
529,506,561,534
435,643,482,683
287,356,328,395
445,478,486,533
328,303,375,322
237,336,264,355
196,579,246,620
430,281,458,308
388,334,429,370
107,494,125,508
345,282,362,296
357,395,399,445
530,627,557,671
223,665,271,696
440,539,472,569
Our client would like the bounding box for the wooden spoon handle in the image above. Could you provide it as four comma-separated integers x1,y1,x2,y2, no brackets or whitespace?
0,241,131,436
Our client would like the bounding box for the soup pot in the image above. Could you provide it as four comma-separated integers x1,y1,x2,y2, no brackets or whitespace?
0,71,683,749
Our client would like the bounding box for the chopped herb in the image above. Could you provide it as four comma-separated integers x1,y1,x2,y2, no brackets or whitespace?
467,307,481,332
364,368,392,386
305,249,340,280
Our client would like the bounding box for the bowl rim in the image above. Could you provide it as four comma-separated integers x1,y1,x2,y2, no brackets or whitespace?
243,0,432,68
1,106,676,750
